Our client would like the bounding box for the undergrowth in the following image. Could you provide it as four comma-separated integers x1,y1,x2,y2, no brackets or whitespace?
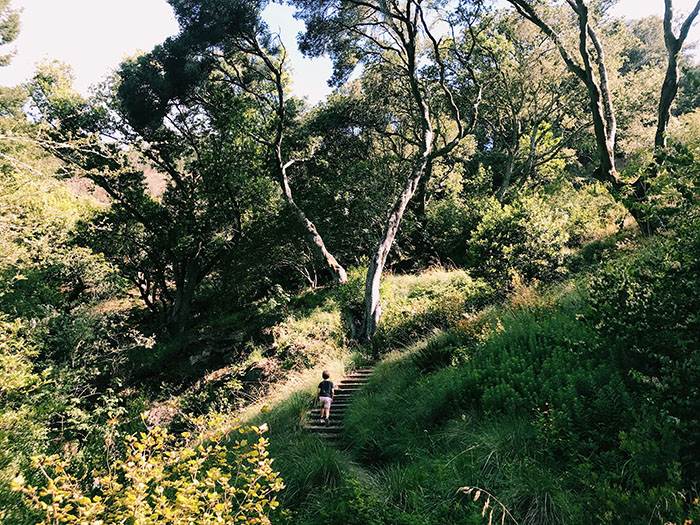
235,235,700,524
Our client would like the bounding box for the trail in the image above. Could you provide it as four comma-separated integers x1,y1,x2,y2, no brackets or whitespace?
305,367,374,441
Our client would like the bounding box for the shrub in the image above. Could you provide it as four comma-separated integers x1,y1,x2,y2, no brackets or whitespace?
466,195,570,286
376,269,492,349
412,329,464,372
13,418,285,524
543,181,625,246
271,296,344,370
587,217,700,484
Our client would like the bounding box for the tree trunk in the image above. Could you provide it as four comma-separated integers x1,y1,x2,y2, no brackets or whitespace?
572,0,619,187
655,0,700,149
244,35,348,286
498,120,521,201
643,0,700,234
277,153,347,284
655,49,680,149
358,156,431,341
167,260,199,336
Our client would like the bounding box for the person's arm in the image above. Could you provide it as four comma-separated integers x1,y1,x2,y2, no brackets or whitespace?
331,383,335,399
317,386,321,399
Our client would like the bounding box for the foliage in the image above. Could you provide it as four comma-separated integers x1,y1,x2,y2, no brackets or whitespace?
29,42,275,335
621,141,700,233
0,316,40,399
3,1,700,523
587,216,700,483
13,419,284,525
466,195,570,286
271,295,344,370
375,269,493,350
0,0,20,67
329,276,696,524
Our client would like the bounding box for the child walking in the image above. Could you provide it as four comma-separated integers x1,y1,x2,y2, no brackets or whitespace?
317,370,335,426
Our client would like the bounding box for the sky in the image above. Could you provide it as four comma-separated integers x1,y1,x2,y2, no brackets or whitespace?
1,0,699,106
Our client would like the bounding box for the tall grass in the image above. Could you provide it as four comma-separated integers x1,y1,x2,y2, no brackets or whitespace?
215,261,695,524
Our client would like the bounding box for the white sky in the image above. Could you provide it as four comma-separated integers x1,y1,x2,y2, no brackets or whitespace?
0,0,698,106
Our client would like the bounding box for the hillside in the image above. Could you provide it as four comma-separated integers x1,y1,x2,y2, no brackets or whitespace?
216,229,699,524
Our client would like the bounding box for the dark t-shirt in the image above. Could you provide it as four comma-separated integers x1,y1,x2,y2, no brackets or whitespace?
318,380,334,398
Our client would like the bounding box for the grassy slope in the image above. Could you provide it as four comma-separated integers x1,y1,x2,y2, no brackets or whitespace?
233,248,697,525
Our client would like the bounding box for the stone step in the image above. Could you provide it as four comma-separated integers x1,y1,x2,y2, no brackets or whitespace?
307,425,343,432
315,433,341,440
307,367,373,441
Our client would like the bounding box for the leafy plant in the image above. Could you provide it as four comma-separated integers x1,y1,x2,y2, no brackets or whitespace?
13,418,285,524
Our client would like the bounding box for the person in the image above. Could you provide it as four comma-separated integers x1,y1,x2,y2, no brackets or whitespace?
317,370,335,426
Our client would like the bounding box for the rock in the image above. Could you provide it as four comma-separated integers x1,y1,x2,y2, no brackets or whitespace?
241,358,280,385
143,399,180,428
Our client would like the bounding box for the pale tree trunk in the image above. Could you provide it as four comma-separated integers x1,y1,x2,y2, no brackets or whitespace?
655,0,700,149
356,1,480,341
637,0,700,235
360,154,432,341
358,69,435,341
246,36,348,284
498,119,521,201
507,0,618,186
571,0,618,186
506,1,679,230
277,147,347,284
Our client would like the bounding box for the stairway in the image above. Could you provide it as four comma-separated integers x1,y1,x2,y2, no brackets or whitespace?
305,368,373,441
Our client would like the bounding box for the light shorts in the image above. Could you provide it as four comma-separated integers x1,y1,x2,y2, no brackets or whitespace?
319,396,332,408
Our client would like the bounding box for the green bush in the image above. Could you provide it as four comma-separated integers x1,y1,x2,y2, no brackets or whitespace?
544,181,625,246
466,195,570,286
14,418,284,525
375,269,492,349
587,217,700,484
412,329,465,372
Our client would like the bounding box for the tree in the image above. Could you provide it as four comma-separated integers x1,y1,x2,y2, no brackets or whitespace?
292,0,483,341
165,0,348,285
655,0,700,149
474,11,587,199
0,0,20,67
506,0,618,187
29,57,272,336
504,0,684,234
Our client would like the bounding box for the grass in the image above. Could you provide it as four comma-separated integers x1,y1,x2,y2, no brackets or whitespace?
195,246,696,524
